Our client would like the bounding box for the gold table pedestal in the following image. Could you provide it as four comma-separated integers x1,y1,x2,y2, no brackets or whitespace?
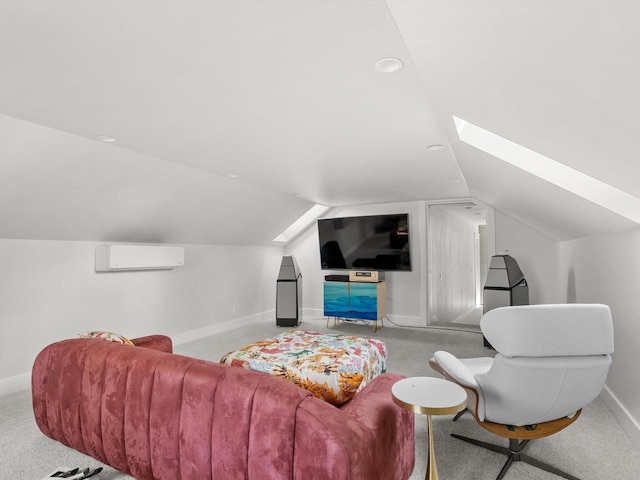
392,377,467,480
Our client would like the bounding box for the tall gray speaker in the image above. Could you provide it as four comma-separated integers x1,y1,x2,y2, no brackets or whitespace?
276,256,302,327
483,254,529,347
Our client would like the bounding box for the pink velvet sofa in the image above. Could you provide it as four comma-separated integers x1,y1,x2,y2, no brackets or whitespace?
32,335,415,480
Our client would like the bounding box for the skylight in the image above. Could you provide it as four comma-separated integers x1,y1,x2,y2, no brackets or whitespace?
453,116,640,224
273,204,330,243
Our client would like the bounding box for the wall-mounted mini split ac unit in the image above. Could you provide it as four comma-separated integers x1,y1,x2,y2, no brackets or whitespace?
95,245,185,272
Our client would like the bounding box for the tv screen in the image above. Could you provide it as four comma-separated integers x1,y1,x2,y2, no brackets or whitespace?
318,213,411,271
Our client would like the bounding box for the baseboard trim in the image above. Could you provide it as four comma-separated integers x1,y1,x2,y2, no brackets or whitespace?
171,310,275,346
0,372,31,397
300,308,325,323
385,314,426,328
601,385,640,449
301,309,426,328
0,312,278,398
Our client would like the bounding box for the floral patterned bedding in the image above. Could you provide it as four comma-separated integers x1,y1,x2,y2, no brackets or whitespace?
220,330,387,406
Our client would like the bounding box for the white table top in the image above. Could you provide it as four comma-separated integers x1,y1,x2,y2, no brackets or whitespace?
392,376,466,415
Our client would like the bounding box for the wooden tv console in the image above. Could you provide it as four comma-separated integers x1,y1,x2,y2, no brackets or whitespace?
323,279,387,332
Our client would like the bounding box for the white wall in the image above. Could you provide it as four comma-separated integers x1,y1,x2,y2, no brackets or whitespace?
0,238,284,394
558,227,640,442
494,211,563,304
286,201,426,326
494,215,640,443
5,209,635,444
287,207,567,324
288,202,562,327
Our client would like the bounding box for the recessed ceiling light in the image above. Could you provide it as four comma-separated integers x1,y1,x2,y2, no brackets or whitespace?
428,144,445,151
97,135,117,143
227,174,239,178
374,57,403,73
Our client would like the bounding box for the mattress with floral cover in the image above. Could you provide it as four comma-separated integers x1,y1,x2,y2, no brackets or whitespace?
220,330,387,406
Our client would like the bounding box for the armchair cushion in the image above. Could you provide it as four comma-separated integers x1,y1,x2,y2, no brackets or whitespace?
476,354,611,425
433,351,482,388
481,303,614,357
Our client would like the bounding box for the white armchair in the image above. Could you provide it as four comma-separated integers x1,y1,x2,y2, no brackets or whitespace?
430,304,614,480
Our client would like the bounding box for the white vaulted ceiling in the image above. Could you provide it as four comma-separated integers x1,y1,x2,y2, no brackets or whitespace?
0,0,638,244
387,0,640,240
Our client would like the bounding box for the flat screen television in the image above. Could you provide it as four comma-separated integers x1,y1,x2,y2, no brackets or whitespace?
318,213,411,271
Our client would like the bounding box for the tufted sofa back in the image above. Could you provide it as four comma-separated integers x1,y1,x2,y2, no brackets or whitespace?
32,338,414,480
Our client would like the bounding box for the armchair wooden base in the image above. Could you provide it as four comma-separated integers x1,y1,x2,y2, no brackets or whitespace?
429,357,584,479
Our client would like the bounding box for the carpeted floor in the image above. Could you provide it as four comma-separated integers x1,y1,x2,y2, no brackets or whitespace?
2,316,639,479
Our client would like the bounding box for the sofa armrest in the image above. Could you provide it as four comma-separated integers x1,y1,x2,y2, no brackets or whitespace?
341,373,415,479
294,372,414,480
130,334,173,353
341,373,410,427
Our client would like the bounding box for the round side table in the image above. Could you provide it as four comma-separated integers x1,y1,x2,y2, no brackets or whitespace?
392,377,466,480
